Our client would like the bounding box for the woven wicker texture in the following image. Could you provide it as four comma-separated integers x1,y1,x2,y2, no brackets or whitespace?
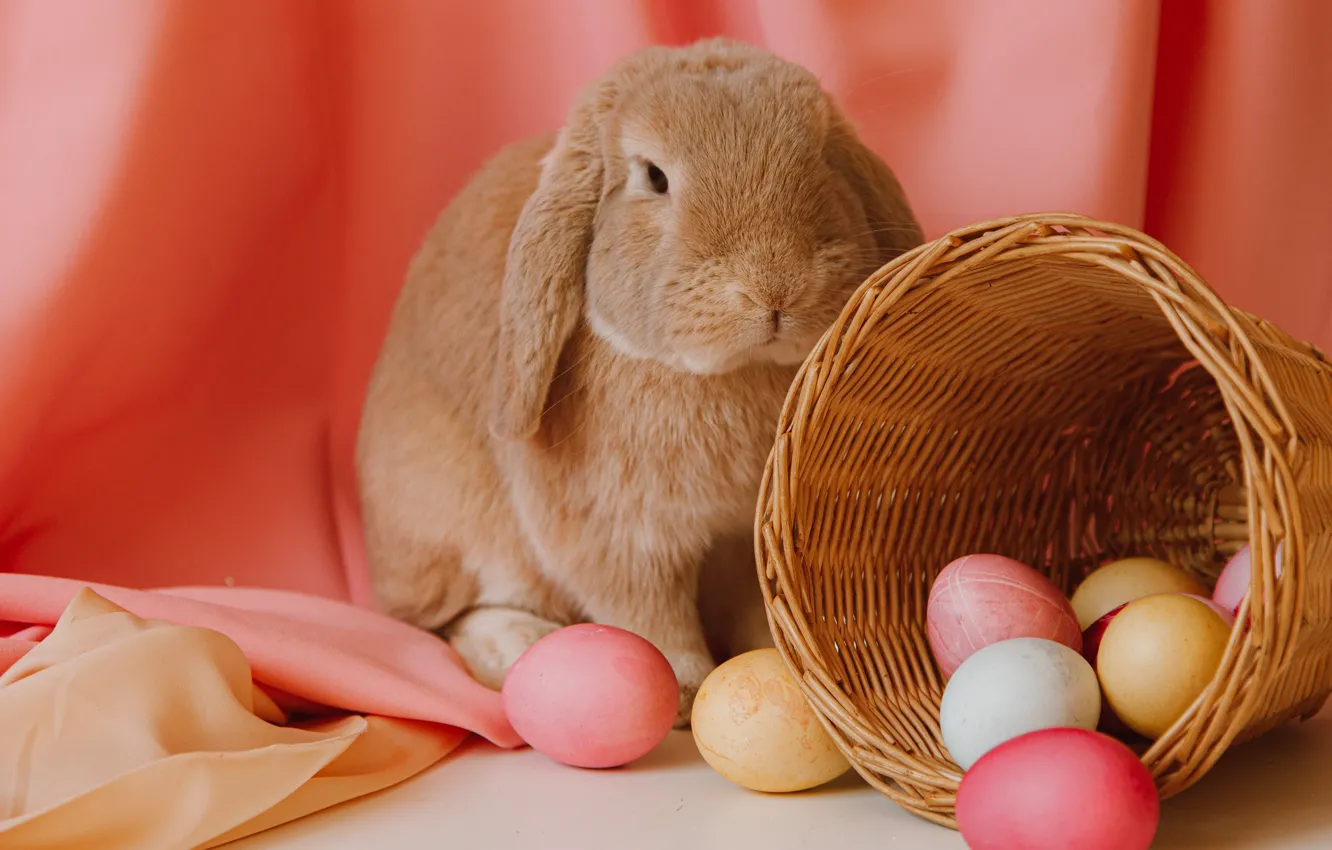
756,214,1332,828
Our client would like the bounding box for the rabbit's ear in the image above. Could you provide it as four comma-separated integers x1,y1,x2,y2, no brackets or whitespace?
824,105,925,261
491,97,609,441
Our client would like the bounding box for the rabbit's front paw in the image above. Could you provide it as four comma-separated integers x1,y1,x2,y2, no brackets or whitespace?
447,606,562,690
667,650,716,728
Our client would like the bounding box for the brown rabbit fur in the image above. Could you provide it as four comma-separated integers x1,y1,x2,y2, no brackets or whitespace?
356,38,922,725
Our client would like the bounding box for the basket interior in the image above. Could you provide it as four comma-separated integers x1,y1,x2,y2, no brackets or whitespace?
789,252,1245,765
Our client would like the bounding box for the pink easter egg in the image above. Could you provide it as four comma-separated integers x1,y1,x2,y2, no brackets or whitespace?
927,554,1082,679
1081,604,1126,667
957,727,1159,850
501,624,678,769
1212,546,1251,614
1212,543,1285,615
1080,604,1136,739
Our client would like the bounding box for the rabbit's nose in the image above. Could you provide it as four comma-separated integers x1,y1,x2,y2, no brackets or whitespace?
735,290,786,338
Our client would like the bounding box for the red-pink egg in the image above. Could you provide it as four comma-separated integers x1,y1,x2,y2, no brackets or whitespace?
1212,544,1284,615
501,624,677,769
928,554,1082,679
957,727,1159,850
1080,604,1125,666
1080,604,1136,739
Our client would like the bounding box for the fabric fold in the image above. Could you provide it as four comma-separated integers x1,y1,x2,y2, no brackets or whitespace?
0,575,519,747
0,588,464,850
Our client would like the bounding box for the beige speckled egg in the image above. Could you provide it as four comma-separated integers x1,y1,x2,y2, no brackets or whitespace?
1070,557,1207,629
691,648,850,792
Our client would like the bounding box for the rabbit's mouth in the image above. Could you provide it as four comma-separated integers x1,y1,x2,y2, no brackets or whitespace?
757,335,817,368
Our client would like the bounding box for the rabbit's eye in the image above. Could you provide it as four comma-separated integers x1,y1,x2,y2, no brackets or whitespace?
645,162,669,195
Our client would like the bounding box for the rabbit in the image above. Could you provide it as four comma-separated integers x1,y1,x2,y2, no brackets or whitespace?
355,37,923,727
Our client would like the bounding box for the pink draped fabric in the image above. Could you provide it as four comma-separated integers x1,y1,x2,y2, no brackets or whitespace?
1,0,1329,721
0,576,519,744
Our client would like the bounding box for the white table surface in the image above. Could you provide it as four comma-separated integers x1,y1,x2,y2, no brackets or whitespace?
234,705,1332,850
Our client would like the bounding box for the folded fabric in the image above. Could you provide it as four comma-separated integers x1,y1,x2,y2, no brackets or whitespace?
0,588,467,849
0,574,518,747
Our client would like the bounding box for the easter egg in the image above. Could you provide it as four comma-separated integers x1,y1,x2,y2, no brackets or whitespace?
1096,594,1231,739
940,637,1101,770
1079,604,1136,738
956,727,1159,850
501,624,677,768
927,554,1082,679
691,648,849,792
1213,543,1285,615
1082,593,1231,740
1070,557,1207,629
1080,604,1127,666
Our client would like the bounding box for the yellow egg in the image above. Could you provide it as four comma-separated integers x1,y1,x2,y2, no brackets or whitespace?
1096,593,1231,739
691,648,850,792
1070,557,1207,629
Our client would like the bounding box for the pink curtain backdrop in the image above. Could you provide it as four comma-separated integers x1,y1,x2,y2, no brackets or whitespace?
1,0,1329,616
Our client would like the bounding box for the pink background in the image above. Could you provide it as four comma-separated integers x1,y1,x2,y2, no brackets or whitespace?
1,0,1329,608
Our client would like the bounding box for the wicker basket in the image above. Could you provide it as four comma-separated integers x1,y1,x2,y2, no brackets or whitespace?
755,213,1332,828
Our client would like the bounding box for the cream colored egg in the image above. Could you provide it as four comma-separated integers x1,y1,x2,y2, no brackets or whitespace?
691,648,850,792
1070,557,1207,629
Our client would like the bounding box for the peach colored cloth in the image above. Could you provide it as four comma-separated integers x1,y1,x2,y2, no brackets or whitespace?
0,0,1328,844
0,588,464,850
